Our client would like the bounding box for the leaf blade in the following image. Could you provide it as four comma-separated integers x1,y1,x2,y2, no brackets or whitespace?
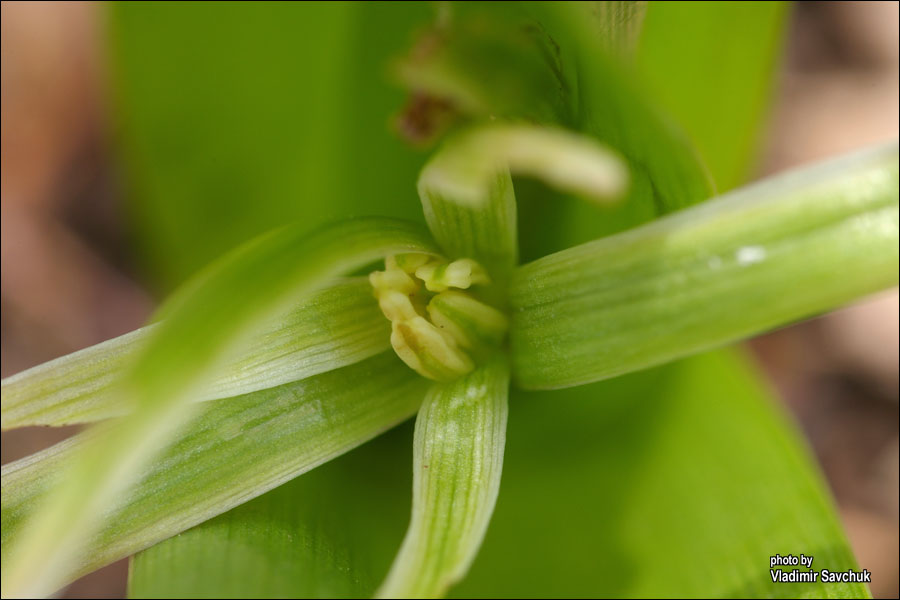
637,1,789,191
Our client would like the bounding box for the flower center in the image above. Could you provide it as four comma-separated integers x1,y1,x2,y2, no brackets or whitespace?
370,254,508,381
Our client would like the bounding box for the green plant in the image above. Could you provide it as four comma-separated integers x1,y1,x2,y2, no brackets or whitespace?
1,2,897,598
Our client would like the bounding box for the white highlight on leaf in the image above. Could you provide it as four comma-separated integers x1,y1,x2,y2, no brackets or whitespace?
735,246,767,266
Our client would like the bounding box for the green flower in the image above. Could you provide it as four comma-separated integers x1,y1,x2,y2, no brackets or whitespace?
1,3,897,599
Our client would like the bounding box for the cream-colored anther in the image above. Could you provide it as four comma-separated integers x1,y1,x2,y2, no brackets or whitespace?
371,253,504,382
427,291,509,350
416,258,490,292
388,253,433,275
377,289,421,322
390,317,474,382
369,268,418,295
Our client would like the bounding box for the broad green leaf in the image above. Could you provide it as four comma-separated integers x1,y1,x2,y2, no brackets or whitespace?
1,218,437,598
1,353,430,594
452,349,868,598
511,143,899,389
418,124,628,287
377,357,510,599
637,1,788,191
1,278,388,429
109,2,435,289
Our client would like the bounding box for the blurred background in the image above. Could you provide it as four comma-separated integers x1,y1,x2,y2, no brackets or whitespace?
1,1,897,597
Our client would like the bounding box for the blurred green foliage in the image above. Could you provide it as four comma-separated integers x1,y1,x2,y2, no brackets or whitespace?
638,1,788,191
110,2,787,283
111,1,432,289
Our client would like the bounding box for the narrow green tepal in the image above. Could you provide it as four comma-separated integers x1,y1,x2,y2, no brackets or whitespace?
524,1,713,213
377,357,510,599
2,354,430,594
1,279,389,429
510,143,899,390
1,218,438,599
417,124,628,289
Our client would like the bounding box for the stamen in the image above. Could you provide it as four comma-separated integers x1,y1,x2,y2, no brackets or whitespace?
370,254,507,381
416,258,490,292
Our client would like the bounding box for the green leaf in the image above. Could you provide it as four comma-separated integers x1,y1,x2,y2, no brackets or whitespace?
1,278,388,429
377,357,510,599
136,218,433,412
109,2,436,289
637,1,788,191
1,218,437,598
511,143,899,389
451,349,869,598
2,329,143,429
2,353,430,594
